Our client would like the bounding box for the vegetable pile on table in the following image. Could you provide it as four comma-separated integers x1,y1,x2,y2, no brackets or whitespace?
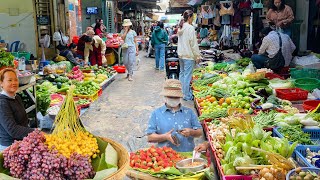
192,62,320,179
0,86,124,179
74,81,100,96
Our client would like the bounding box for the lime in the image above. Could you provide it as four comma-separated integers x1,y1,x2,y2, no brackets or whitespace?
222,102,229,108
243,96,250,103
245,103,251,109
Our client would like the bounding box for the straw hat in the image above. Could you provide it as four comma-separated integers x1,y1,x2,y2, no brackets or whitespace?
122,19,133,26
160,79,183,98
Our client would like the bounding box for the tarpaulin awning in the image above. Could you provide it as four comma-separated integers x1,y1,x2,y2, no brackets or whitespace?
146,12,159,21
187,0,203,6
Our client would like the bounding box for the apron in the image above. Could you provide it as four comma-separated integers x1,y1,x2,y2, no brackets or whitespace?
89,44,102,66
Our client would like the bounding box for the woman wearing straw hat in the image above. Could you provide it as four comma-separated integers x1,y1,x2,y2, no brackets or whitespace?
120,19,139,81
146,79,202,152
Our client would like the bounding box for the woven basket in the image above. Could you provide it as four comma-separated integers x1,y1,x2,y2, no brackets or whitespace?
99,137,130,180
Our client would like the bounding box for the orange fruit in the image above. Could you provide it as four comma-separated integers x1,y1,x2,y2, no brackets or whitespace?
219,98,225,105
209,97,217,103
225,97,232,105
206,95,212,99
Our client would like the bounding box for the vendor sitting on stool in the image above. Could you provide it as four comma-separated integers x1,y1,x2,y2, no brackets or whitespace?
57,43,83,66
146,79,203,152
251,27,295,71
84,35,106,67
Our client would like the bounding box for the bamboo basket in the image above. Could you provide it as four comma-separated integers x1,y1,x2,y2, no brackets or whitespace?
99,137,130,180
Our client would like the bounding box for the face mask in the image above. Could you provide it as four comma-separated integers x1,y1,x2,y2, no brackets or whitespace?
165,97,181,108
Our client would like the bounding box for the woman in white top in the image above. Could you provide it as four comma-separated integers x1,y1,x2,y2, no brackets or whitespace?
177,10,201,101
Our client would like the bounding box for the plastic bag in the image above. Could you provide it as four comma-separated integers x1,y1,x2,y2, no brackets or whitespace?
242,63,255,76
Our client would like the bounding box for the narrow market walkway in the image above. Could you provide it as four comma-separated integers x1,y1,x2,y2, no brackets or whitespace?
81,51,204,153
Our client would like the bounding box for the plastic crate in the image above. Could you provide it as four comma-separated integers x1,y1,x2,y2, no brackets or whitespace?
273,127,320,144
265,72,284,80
74,90,99,102
303,100,320,112
286,167,320,180
212,128,275,180
276,88,308,101
98,88,102,97
294,78,320,92
290,68,320,79
294,145,320,167
194,98,202,116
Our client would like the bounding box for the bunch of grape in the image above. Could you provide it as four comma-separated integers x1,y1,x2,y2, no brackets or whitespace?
64,153,96,180
3,130,95,180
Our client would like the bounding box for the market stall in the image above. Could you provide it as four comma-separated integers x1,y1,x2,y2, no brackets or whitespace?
191,56,320,180
0,86,129,179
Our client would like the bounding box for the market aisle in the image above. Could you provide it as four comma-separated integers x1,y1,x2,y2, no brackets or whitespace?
81,51,203,153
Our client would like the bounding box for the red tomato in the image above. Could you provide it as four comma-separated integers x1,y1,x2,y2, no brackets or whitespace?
154,167,161,172
141,165,148,169
146,158,152,163
134,163,141,168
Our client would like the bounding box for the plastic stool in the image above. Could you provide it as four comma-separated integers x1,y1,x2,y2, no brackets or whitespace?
9,41,20,52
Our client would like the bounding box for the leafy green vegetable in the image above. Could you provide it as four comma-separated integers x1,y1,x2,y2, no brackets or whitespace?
0,50,14,67
278,125,314,145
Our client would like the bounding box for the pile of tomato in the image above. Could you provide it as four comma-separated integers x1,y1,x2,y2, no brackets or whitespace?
129,146,184,172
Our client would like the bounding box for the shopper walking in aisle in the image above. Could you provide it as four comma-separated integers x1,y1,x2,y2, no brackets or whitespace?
151,21,168,71
120,19,139,81
251,27,296,71
0,68,34,151
267,0,294,37
177,10,201,101
146,79,202,152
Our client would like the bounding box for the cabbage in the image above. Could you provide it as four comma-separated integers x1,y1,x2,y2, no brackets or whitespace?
269,79,293,89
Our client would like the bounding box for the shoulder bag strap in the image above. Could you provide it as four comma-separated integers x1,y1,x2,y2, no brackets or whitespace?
276,32,282,52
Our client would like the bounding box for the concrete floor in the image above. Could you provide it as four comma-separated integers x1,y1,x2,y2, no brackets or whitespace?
81,51,206,179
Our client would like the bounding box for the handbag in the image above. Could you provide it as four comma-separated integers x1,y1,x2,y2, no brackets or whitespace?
122,43,128,49
265,32,285,71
